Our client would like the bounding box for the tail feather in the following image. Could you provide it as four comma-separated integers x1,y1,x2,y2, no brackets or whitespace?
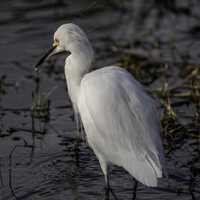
122,153,162,187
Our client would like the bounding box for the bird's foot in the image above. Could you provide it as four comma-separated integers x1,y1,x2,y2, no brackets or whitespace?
74,139,80,167
132,179,138,200
104,186,110,200
104,186,119,200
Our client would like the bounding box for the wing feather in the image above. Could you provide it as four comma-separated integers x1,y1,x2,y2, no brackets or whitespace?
78,66,164,186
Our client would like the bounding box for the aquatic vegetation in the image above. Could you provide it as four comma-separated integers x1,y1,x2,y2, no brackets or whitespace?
31,92,50,122
119,51,200,198
30,71,51,123
1,0,200,199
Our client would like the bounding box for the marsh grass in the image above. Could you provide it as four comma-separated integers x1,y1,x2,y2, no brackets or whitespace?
119,51,200,198
120,52,200,136
31,92,50,122
113,46,200,199
31,71,51,123
1,45,200,199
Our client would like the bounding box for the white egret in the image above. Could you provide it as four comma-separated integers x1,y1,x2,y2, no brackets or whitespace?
35,23,166,198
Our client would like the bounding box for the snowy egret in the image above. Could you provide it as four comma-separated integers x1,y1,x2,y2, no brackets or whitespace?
35,23,165,197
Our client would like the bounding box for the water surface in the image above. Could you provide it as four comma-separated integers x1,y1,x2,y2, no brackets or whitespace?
0,1,200,199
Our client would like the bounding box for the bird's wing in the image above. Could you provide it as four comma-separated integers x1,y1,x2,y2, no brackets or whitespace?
78,66,164,186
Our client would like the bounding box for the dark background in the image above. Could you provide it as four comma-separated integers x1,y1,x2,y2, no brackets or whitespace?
0,0,200,199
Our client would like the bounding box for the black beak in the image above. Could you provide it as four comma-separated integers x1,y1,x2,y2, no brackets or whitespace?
34,46,57,71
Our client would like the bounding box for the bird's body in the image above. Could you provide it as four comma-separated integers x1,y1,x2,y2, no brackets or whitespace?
78,66,164,186
37,23,166,189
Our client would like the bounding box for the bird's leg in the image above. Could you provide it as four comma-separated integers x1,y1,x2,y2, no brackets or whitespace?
104,168,119,200
105,171,110,200
80,121,87,143
132,178,138,200
74,113,81,166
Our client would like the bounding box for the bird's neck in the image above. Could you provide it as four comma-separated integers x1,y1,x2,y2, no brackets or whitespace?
64,43,94,113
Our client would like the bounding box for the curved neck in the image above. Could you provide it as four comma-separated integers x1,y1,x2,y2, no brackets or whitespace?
64,41,94,113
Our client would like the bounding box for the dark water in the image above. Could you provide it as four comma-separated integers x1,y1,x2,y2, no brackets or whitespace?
0,0,200,199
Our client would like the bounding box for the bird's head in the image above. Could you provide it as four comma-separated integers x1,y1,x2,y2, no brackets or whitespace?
35,23,93,70
53,23,89,52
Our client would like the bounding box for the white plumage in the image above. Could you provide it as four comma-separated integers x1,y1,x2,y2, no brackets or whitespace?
44,23,165,187
78,66,164,186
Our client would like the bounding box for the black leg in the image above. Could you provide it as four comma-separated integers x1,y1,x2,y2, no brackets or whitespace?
104,169,119,200
110,188,119,200
74,114,81,166
105,187,110,200
104,171,110,200
74,138,80,167
132,179,138,200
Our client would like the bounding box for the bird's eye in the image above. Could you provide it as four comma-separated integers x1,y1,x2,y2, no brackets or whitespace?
53,38,59,47
55,38,59,43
